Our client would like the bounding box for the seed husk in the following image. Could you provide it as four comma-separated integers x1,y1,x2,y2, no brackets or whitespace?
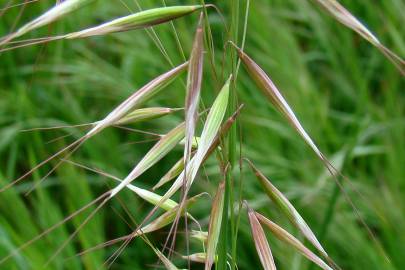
247,207,277,270
183,12,204,171
256,212,333,270
87,62,188,138
162,76,231,201
0,0,96,45
205,181,225,270
232,44,323,160
115,107,179,125
182,252,208,263
153,103,242,191
65,6,203,39
246,160,327,257
110,122,186,198
312,0,404,75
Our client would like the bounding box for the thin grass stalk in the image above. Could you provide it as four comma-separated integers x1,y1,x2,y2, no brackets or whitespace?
41,121,187,263
75,194,202,260
63,158,179,211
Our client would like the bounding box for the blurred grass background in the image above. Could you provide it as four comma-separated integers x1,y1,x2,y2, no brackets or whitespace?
0,0,404,269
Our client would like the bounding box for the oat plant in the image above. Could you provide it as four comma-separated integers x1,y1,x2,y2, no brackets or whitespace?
0,1,403,269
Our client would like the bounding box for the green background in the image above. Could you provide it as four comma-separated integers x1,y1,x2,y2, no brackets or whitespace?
0,0,404,269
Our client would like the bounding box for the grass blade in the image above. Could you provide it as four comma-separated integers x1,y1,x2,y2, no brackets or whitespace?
205,181,225,270
256,212,333,270
247,206,277,270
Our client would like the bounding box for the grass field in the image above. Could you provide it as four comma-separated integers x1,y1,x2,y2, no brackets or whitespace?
0,1,404,269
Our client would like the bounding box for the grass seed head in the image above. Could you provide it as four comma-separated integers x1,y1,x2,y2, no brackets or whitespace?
110,121,186,198
232,44,324,160
256,212,333,270
0,0,96,45
115,107,178,125
182,252,208,263
184,12,205,168
313,0,404,75
153,155,188,190
163,76,231,200
87,62,187,138
246,160,327,257
65,5,202,39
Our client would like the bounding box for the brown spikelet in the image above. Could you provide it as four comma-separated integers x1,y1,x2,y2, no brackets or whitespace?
247,206,277,270
184,12,204,170
256,212,333,270
312,0,405,75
